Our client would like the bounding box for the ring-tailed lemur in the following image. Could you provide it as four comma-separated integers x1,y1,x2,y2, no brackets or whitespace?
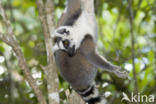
52,0,128,104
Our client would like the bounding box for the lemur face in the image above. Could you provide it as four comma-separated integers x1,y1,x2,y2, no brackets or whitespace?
52,26,76,57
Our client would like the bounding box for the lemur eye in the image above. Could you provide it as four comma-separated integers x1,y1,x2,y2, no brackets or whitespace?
63,40,70,48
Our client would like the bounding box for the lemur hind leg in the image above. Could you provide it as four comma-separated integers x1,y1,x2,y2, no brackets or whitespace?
88,52,129,78
79,35,129,79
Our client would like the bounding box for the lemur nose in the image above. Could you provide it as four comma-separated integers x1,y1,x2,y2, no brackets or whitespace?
67,45,75,57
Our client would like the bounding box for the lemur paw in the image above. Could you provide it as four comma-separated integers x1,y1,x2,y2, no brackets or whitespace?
112,66,129,78
114,69,129,78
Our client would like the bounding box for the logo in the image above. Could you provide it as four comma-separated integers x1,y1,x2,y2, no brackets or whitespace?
121,92,155,103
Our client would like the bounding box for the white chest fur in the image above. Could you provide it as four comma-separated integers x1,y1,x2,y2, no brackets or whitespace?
69,11,98,49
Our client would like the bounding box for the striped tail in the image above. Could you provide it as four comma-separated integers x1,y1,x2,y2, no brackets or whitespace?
77,83,107,104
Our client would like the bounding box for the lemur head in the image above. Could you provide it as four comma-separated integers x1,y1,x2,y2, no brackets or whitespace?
52,25,91,56
52,27,76,57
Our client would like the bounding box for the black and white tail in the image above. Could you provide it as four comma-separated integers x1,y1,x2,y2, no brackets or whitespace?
77,83,107,104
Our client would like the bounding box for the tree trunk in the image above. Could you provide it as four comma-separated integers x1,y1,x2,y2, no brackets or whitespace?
36,0,59,104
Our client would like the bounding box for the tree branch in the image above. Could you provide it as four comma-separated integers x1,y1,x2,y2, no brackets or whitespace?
0,2,47,104
36,0,59,104
154,46,156,94
154,23,156,95
153,0,156,95
66,90,85,104
127,0,139,96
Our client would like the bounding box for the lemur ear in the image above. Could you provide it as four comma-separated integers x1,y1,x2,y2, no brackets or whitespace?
54,26,72,37
56,28,70,35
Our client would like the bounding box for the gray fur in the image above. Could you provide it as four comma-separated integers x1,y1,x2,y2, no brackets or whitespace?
61,0,82,26
55,36,97,90
53,0,128,104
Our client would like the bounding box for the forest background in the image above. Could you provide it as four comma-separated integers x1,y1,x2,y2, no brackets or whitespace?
0,0,156,104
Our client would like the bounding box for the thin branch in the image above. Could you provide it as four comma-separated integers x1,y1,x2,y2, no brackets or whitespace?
111,2,123,50
36,0,59,104
0,2,47,104
153,0,156,95
154,21,156,94
5,3,16,102
134,0,143,17
7,0,15,23
154,41,156,94
113,2,123,36
127,0,139,96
